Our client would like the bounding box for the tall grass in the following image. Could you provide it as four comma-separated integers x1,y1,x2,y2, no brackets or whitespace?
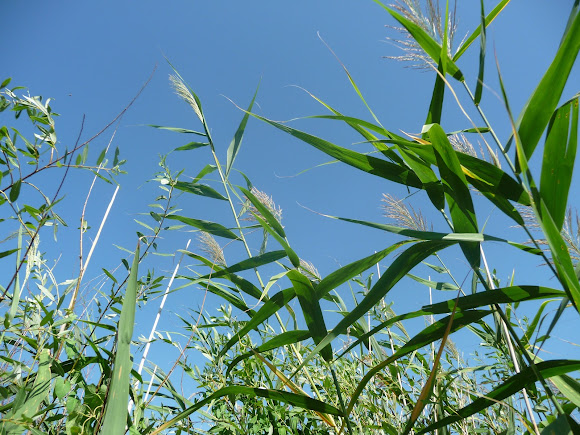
1,1,579,434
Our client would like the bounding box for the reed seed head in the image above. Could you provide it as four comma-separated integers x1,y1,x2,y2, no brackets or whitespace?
198,231,226,267
243,187,283,224
381,193,429,232
169,74,203,123
385,0,463,69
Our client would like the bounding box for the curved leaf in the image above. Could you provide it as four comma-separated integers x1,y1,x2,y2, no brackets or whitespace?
418,360,580,434
150,386,343,434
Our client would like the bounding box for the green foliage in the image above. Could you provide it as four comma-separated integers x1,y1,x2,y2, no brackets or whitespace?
1,1,580,434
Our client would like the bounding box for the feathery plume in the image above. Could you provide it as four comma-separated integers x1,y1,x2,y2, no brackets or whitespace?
381,193,429,232
169,74,203,123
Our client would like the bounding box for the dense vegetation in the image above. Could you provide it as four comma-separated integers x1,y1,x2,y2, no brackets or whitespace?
1,1,580,433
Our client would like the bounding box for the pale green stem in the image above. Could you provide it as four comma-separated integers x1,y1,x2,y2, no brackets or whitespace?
203,124,325,402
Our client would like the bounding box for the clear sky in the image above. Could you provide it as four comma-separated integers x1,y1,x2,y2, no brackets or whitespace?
2,0,580,400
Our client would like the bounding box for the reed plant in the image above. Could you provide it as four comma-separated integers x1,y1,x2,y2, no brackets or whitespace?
1,0,580,434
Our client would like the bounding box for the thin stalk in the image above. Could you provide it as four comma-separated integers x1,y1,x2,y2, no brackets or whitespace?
461,80,560,281
201,124,325,402
330,363,354,435
377,259,408,411
128,239,191,415
474,257,565,418
480,247,540,435
462,81,517,174
56,185,119,359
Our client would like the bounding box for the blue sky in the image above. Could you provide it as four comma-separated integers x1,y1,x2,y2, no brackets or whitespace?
2,0,580,403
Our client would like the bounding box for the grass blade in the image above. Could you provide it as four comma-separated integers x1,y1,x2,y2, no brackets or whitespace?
418,360,580,433
249,112,423,188
173,181,227,201
1,349,52,435
150,386,343,434
166,214,240,240
474,0,487,104
293,240,456,376
147,124,206,136
226,82,259,179
316,244,406,299
219,287,297,358
98,241,140,434
426,123,480,267
453,0,511,60
540,95,579,230
288,270,332,362
517,9,580,161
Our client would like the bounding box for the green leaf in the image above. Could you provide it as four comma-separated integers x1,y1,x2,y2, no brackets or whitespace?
98,242,140,435
1,349,52,435
474,0,487,104
347,310,492,417
219,287,297,358
316,243,408,299
535,198,580,313
453,0,511,61
426,123,480,268
150,386,343,435
240,186,285,238
0,77,11,89
9,179,21,202
193,164,217,182
174,141,210,151
249,112,423,188
226,82,259,179
288,270,332,362
424,61,446,127
517,9,580,161
340,286,564,357
208,250,287,279
202,283,255,316
418,360,580,434
540,415,580,435
227,330,311,375
54,377,71,399
316,213,539,255
540,95,579,230
424,286,566,314
96,148,106,166
407,273,459,291
251,212,300,268
0,248,18,259
173,181,227,201
166,214,239,240
147,124,206,136
295,240,455,375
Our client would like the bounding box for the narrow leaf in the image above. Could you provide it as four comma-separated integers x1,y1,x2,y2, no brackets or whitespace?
173,181,227,201
419,360,580,433
98,242,140,435
288,270,332,361
166,215,239,240
150,386,343,435
226,83,259,178
540,95,579,230
517,9,580,160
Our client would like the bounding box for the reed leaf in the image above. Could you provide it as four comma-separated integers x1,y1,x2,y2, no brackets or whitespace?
150,386,344,434
98,241,140,434
418,360,580,433
540,95,579,231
